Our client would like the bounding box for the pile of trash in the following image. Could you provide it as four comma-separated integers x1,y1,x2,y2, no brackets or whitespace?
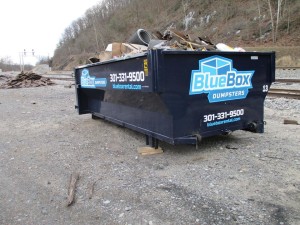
89,28,245,63
0,71,55,89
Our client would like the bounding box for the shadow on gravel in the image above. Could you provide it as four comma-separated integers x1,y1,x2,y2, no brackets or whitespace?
151,180,238,224
91,115,245,155
160,134,240,154
259,202,290,225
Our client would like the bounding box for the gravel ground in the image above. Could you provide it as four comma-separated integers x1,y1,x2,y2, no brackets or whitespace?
0,70,299,225
275,69,300,79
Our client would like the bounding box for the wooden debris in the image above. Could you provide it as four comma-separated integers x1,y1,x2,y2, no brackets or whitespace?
283,119,299,125
0,74,9,80
158,29,216,51
0,71,55,89
88,181,96,199
64,84,72,88
67,173,79,206
263,155,284,160
152,30,164,40
137,146,163,155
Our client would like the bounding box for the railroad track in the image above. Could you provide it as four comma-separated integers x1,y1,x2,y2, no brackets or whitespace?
48,77,74,81
276,66,300,70
43,74,74,81
272,77,300,99
268,88,300,100
275,78,300,84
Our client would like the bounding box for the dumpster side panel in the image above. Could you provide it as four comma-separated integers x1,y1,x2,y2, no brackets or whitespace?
154,50,275,138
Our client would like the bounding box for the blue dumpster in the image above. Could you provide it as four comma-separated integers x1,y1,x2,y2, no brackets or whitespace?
75,49,275,147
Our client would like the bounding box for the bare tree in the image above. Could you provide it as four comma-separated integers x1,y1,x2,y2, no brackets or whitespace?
266,0,275,42
256,0,263,43
275,0,283,42
266,0,285,43
286,0,291,34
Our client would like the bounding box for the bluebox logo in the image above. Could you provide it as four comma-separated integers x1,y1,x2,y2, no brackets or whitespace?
189,56,254,102
81,69,107,88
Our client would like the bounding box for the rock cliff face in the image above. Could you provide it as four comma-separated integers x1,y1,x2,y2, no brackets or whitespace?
52,0,300,70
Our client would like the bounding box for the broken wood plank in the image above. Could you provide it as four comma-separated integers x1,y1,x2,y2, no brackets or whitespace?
137,146,163,155
67,173,79,206
283,119,299,125
88,181,96,199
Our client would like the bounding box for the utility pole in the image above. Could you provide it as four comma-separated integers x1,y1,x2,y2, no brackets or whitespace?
19,52,23,72
19,49,26,72
19,49,35,72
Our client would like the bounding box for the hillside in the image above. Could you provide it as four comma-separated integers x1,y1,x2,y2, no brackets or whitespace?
52,0,300,69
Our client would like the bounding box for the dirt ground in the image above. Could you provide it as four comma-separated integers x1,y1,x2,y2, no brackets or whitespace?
0,77,300,225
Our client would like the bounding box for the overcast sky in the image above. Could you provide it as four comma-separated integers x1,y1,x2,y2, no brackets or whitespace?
0,0,101,64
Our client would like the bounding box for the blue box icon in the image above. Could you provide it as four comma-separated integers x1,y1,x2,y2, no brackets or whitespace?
200,57,232,75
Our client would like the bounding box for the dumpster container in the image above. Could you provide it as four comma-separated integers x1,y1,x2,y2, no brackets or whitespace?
75,49,275,147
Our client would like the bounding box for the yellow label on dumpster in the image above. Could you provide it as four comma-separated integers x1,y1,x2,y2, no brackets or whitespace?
143,59,148,76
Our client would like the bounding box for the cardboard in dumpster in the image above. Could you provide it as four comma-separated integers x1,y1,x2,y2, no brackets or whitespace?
99,51,113,62
97,43,147,62
110,42,127,57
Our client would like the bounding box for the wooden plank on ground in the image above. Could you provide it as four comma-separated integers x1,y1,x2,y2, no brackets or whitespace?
67,173,79,206
283,119,299,125
137,146,163,155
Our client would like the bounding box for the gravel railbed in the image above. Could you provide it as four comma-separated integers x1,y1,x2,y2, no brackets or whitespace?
0,70,299,225
275,68,300,79
272,68,300,90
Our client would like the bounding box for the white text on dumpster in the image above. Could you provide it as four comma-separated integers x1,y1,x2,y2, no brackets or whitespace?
110,71,145,83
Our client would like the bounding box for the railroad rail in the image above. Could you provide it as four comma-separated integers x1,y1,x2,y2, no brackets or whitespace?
275,78,300,84
268,88,300,100
47,77,74,81
43,74,74,81
276,66,300,70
